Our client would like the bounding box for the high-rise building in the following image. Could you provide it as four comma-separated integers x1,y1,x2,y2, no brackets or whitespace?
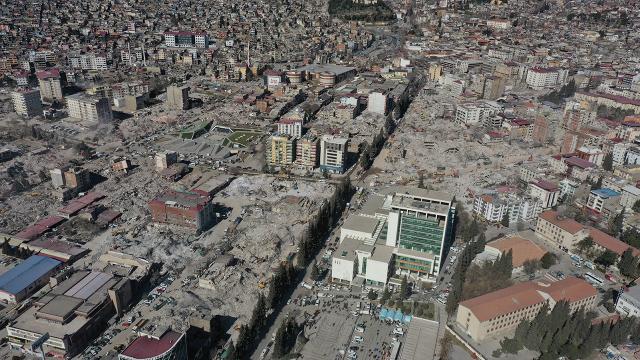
36,69,63,103
166,85,190,110
11,88,43,117
164,31,208,48
320,135,349,174
277,118,303,138
331,187,456,285
482,76,505,100
296,133,319,169
67,93,113,123
266,134,296,166
368,91,389,115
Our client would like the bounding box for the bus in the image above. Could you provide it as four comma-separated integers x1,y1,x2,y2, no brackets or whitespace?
584,272,604,286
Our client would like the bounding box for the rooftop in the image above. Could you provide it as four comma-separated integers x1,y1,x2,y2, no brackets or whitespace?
149,189,210,211
591,188,621,198
120,330,184,359
342,215,379,235
0,255,60,296
486,236,546,268
538,210,585,234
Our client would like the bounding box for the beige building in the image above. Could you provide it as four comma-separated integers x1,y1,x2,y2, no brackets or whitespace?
266,134,296,166
166,84,190,110
456,277,597,341
535,210,588,251
67,93,113,123
295,134,319,169
12,89,43,117
36,69,64,103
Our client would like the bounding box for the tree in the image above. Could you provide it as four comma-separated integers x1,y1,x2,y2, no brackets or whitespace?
602,152,613,171
380,287,391,305
610,208,625,237
310,261,320,281
576,236,594,254
272,319,288,358
367,289,378,301
501,212,510,228
596,250,618,268
400,276,409,299
439,333,454,360
418,173,425,189
523,259,540,276
250,294,268,334
619,248,637,277
633,200,640,213
540,252,557,269
591,176,603,190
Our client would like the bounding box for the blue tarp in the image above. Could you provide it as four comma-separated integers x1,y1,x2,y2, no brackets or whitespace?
378,307,413,323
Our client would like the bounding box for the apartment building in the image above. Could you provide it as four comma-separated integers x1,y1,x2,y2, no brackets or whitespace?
295,134,319,169
67,93,113,123
528,179,559,209
455,102,499,126
320,135,349,174
166,85,190,110
586,188,621,216
525,67,568,89
36,69,63,103
11,88,42,117
368,91,389,115
535,210,588,251
457,277,596,341
68,53,108,71
266,134,296,166
277,118,303,138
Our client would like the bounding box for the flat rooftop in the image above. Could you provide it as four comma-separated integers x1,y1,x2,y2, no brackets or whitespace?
400,318,439,360
296,64,356,76
342,215,379,235
149,189,210,210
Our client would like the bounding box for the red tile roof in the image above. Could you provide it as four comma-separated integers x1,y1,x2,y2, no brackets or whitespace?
120,331,184,359
588,228,640,257
538,210,585,234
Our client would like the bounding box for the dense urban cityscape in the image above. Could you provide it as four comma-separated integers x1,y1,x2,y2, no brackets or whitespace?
0,0,639,359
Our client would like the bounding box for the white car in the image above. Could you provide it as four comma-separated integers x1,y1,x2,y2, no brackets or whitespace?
353,336,364,343
393,328,404,336
355,326,365,333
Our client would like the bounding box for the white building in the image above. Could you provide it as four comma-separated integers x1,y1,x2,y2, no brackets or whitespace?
613,143,630,166
626,147,640,166
586,188,621,214
368,91,389,115
525,67,568,89
528,180,559,209
67,93,113,123
620,185,640,210
277,119,303,138
320,135,349,174
455,103,498,126
332,188,456,285
68,53,108,71
12,89,43,117
559,178,580,198
473,194,508,223
616,285,640,318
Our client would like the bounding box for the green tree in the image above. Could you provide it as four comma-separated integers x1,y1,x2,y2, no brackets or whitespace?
399,275,409,299
591,176,603,190
596,250,618,268
610,208,625,237
418,173,425,189
602,152,613,171
501,212,510,228
523,259,540,276
272,319,287,358
439,333,454,359
310,261,320,281
540,252,557,269
367,289,378,301
575,236,594,254
633,200,640,213
619,248,638,277
380,287,391,305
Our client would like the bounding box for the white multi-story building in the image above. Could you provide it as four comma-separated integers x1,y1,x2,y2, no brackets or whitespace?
68,53,108,71
586,188,621,214
277,119,303,138
613,142,630,166
67,93,113,123
368,91,389,115
621,185,640,210
617,285,640,318
473,194,508,223
12,89,43,117
455,103,498,126
559,178,580,198
320,135,349,174
626,147,640,165
529,179,559,209
525,67,568,89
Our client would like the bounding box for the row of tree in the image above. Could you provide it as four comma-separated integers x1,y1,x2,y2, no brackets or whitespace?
272,317,303,359
538,79,577,105
461,251,513,301
229,179,354,359
497,301,640,359
445,233,487,315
